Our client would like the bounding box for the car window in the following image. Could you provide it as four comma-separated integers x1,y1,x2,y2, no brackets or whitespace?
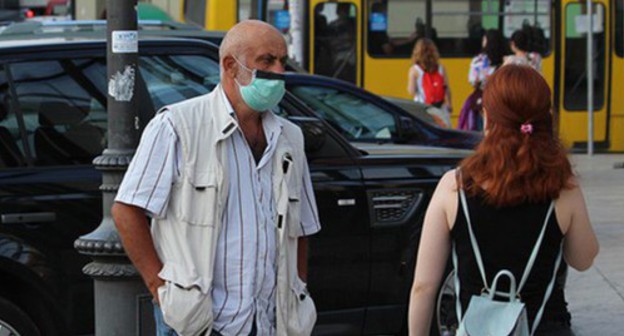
2,53,220,167
289,85,396,141
139,55,220,110
8,59,108,166
0,71,27,168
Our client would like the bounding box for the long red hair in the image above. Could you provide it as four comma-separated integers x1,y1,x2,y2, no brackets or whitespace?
460,65,573,207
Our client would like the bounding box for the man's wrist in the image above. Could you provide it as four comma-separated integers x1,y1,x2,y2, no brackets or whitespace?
147,275,165,295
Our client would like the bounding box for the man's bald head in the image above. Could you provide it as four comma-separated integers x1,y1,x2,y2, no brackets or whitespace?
219,20,288,113
219,20,286,64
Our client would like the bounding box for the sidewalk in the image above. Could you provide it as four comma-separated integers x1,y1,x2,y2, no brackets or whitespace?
566,154,624,335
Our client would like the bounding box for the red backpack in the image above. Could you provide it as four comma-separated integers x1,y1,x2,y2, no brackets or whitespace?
421,65,446,105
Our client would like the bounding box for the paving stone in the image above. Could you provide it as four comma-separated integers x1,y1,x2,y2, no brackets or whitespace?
567,154,624,335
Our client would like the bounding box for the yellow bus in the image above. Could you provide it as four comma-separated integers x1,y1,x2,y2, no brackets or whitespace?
181,0,624,152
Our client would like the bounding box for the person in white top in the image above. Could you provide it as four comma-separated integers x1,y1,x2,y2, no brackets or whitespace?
112,20,320,336
407,38,452,127
504,29,542,72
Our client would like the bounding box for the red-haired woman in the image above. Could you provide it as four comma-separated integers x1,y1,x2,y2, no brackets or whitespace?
408,65,598,336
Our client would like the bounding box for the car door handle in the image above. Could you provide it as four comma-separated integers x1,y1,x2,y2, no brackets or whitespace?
1,212,56,224
337,198,356,206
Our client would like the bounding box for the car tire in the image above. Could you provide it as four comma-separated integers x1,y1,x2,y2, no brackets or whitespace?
434,270,458,336
0,296,41,336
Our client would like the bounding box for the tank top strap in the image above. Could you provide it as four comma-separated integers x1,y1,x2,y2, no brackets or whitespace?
413,63,425,75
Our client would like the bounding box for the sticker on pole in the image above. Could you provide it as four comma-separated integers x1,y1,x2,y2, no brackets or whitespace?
108,65,135,102
112,30,138,53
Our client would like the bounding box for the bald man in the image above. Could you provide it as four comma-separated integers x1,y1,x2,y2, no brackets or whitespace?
112,20,320,336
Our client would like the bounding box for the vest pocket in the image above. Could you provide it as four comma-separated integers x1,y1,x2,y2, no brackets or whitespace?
157,262,213,335
287,197,303,238
177,170,218,226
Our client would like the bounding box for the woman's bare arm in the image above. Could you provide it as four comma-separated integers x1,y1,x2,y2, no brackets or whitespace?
407,66,419,97
558,185,599,271
408,171,455,336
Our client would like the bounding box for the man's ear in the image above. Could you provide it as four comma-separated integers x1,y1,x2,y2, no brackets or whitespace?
222,55,237,78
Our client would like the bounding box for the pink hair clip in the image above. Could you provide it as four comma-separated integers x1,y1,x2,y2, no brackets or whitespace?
520,123,533,135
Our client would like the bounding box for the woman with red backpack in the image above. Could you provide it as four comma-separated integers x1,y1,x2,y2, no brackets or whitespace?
407,38,452,128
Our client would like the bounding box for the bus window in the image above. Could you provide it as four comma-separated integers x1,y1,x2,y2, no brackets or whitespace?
502,0,551,55
431,0,498,57
564,3,605,111
616,0,624,57
426,0,550,57
367,0,426,57
239,0,252,20
268,0,290,33
314,2,357,84
184,0,206,26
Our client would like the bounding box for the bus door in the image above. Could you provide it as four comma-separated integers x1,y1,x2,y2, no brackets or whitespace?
308,0,361,85
611,0,624,151
558,0,610,150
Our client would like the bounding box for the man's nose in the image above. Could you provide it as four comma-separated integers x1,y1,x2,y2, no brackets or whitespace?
270,62,286,74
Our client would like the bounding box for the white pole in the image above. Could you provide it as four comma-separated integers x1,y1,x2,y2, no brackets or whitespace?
587,0,594,155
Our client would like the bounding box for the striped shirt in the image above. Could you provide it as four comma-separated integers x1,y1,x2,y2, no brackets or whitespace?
116,91,320,336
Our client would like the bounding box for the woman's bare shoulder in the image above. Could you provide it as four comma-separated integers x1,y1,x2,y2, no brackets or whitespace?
409,65,420,77
557,176,582,201
436,170,459,201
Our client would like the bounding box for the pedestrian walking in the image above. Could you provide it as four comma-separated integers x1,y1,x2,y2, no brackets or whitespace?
408,65,598,336
112,20,321,336
458,29,508,131
407,38,452,127
504,29,543,72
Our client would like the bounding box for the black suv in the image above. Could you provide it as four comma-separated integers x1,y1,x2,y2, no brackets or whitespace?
0,25,469,335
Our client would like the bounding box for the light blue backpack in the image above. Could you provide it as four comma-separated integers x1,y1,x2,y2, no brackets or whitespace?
453,188,564,336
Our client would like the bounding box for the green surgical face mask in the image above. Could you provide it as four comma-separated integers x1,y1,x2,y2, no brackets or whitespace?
234,58,286,112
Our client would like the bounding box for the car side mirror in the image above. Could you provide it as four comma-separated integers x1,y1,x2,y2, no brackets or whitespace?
398,116,419,140
287,116,327,154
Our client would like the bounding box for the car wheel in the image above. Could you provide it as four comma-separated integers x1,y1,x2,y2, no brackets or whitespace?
435,270,458,336
0,296,40,336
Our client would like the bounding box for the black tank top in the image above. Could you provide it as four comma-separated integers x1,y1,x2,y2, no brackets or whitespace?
451,192,571,329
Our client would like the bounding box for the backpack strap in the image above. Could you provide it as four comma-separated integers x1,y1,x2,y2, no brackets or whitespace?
458,187,490,290
459,189,556,294
516,202,555,293
413,63,424,75
452,242,463,321
531,241,563,335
